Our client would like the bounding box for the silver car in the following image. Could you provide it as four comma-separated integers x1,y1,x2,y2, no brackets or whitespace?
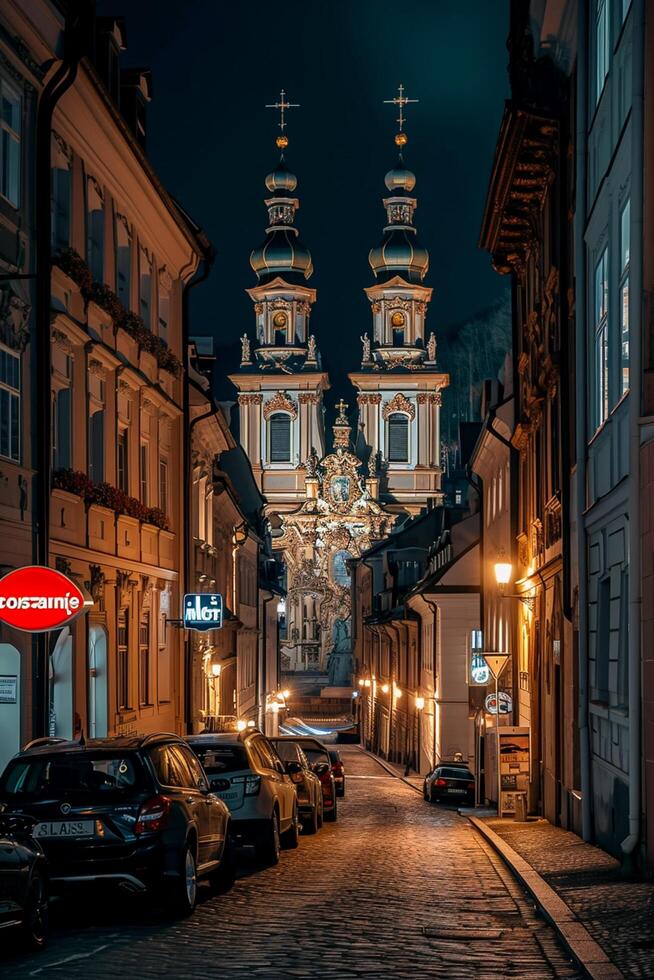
269,739,323,833
186,732,299,864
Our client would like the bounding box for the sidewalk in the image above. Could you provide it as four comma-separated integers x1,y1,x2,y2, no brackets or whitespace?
474,815,654,979
359,750,424,792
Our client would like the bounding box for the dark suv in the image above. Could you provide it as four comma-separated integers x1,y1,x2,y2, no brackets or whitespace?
0,734,234,917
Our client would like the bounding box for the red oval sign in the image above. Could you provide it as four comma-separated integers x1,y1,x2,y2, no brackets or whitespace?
0,566,92,633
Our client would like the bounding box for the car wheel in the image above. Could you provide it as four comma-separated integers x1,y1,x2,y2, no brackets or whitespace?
324,795,337,822
303,803,319,835
21,870,48,949
429,790,438,805
281,803,300,849
167,842,198,917
256,810,281,865
209,832,237,894
337,783,345,798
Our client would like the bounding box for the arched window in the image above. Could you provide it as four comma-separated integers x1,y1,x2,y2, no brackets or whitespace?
269,412,291,462
387,413,409,462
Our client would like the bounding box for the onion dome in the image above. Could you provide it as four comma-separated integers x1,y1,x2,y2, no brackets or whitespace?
369,155,429,283
250,155,313,283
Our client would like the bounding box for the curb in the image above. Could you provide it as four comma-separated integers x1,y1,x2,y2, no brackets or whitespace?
468,816,623,980
357,747,423,794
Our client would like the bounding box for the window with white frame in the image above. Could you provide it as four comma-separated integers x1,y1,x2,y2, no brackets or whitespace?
115,213,132,309
86,177,104,282
594,0,610,105
269,412,291,463
593,246,609,429
88,408,105,482
620,198,630,396
387,413,409,463
52,385,72,470
51,135,71,250
139,245,152,327
0,345,20,461
139,608,150,706
117,426,129,493
159,456,168,517
0,81,21,207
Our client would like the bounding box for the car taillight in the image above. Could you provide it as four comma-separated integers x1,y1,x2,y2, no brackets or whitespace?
467,782,475,790
332,765,344,775
435,778,447,787
244,775,261,796
135,795,171,835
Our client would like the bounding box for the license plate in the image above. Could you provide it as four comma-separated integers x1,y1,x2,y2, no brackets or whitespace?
216,791,240,802
447,789,466,794
34,820,95,838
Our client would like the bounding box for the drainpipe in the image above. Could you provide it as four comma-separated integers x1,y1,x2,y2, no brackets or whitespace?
622,0,645,870
33,7,88,738
574,0,592,843
260,591,276,733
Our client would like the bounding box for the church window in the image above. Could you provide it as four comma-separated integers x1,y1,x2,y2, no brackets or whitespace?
269,412,291,462
388,412,409,463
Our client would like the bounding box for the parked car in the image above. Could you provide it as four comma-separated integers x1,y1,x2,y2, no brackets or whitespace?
423,765,475,805
272,737,337,822
268,739,323,832
0,808,48,948
0,734,235,918
186,731,299,863
328,749,345,797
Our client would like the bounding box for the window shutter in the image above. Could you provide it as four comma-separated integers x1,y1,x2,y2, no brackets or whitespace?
269,413,291,462
388,413,409,462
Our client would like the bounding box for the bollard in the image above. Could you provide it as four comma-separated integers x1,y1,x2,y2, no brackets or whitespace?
514,792,528,822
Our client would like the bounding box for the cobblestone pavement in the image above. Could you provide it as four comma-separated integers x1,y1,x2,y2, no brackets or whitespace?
1,748,580,979
483,816,654,980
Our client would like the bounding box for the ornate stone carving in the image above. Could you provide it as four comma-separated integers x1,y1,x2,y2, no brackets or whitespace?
357,393,382,406
382,393,415,420
307,335,317,360
51,328,72,353
426,332,437,362
240,334,251,363
89,358,107,379
0,286,31,352
416,392,439,405
52,131,72,165
254,303,264,315
298,392,319,404
360,332,371,362
55,556,72,576
85,564,105,603
116,570,135,608
263,391,297,419
386,296,412,312
238,393,263,405
296,300,311,316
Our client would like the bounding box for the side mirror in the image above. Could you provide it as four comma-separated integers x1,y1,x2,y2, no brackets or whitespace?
313,762,330,777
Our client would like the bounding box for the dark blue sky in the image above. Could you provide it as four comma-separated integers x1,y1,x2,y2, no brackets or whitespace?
107,0,510,401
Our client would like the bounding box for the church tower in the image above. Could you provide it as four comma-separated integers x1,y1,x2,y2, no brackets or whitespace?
229,93,330,519
349,86,449,516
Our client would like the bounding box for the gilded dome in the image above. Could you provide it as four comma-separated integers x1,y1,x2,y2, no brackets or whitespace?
265,158,298,194
369,229,429,282
250,228,313,282
384,164,416,193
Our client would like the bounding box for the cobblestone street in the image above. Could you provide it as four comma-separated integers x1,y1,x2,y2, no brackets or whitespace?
1,747,581,979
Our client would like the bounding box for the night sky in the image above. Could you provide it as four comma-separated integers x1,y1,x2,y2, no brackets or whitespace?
103,0,510,405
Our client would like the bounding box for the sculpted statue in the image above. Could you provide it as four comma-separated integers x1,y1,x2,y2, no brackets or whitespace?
427,331,437,362
305,445,320,478
240,333,251,362
307,334,317,359
360,332,371,361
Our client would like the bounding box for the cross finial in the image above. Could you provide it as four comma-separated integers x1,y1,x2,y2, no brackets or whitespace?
335,398,349,418
265,89,300,149
383,83,418,147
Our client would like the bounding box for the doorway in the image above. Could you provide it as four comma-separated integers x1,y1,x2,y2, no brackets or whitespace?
88,624,108,738
50,627,73,738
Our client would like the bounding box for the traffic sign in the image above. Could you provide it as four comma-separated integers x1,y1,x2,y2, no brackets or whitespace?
482,653,510,679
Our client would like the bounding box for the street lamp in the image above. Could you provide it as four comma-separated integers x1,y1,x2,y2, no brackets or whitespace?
493,550,512,592
415,696,425,710
211,663,221,678
381,683,389,694
236,719,247,731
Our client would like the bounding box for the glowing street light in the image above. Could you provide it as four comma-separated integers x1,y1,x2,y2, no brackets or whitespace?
236,719,247,731
494,550,512,591
415,696,425,710
211,663,222,678
381,683,389,694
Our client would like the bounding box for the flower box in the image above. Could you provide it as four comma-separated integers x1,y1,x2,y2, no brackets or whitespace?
141,523,159,565
50,488,85,547
117,514,140,561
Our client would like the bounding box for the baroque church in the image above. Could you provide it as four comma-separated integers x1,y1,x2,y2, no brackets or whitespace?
230,89,449,688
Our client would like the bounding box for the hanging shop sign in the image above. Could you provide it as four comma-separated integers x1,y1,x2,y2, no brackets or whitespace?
0,566,92,633
484,691,513,715
471,654,490,685
183,593,224,631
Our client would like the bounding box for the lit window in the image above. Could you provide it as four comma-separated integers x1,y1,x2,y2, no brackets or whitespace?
620,199,630,396
595,0,610,104
115,214,132,308
0,82,21,207
593,247,609,429
388,413,409,463
269,413,291,462
86,177,104,282
0,345,20,461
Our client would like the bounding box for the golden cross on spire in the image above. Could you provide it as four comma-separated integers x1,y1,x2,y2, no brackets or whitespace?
265,89,300,149
384,83,418,147
335,398,349,418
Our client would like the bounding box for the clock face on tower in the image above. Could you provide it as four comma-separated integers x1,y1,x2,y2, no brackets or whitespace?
273,311,287,328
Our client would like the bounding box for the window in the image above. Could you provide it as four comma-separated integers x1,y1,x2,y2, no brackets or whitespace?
139,442,149,503
388,413,409,463
115,214,131,308
117,609,129,710
0,81,21,207
595,0,610,104
117,427,129,493
158,284,169,342
139,245,152,327
51,137,71,251
620,199,630,396
269,412,291,462
86,177,104,282
622,0,632,22
159,456,168,516
88,408,104,483
0,346,20,462
593,247,609,429
392,327,405,346
175,745,208,790
138,610,150,706
52,386,72,469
